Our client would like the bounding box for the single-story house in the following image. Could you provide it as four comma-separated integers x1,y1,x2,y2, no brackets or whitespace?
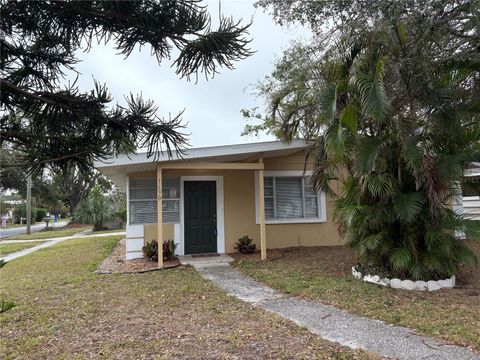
95,140,342,267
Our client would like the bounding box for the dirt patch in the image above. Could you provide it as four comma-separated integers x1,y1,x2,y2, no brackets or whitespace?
231,241,480,288
230,245,357,276
96,238,180,274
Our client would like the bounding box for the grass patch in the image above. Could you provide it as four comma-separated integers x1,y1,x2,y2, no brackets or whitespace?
232,241,480,352
4,227,87,240
0,235,375,359
0,242,47,256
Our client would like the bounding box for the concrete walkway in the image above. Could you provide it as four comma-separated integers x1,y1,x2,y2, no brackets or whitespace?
195,263,480,360
0,231,125,262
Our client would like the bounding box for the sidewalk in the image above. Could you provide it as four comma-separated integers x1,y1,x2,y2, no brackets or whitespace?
196,263,480,360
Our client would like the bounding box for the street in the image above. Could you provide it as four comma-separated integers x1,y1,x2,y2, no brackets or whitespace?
0,221,68,239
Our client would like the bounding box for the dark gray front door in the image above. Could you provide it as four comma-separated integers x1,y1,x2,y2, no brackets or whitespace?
184,181,217,254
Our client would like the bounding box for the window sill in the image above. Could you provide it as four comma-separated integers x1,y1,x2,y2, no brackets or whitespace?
256,218,326,225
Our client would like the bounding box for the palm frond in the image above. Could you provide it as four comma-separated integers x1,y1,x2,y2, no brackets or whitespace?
355,136,383,175
319,83,337,122
361,232,384,251
393,192,425,224
360,173,394,198
324,119,345,161
401,135,423,173
339,102,358,134
389,246,413,273
350,56,390,122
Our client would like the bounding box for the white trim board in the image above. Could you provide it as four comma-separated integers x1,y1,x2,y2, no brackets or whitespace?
126,176,130,225
254,170,327,224
179,176,225,256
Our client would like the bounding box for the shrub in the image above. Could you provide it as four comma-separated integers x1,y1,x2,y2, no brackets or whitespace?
12,204,37,224
142,240,158,261
142,239,177,261
163,239,177,261
35,208,48,222
235,236,256,254
116,209,127,223
74,185,114,230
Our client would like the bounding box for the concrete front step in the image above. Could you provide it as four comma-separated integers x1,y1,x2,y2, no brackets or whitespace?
178,253,233,268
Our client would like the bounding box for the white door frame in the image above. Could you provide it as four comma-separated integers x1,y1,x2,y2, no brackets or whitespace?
179,176,225,255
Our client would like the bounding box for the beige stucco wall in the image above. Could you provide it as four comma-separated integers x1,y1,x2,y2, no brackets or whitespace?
128,150,343,253
144,223,174,245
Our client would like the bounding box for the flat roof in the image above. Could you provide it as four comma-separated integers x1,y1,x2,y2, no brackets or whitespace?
95,139,309,189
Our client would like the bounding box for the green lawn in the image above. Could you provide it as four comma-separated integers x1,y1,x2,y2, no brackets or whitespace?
4,227,88,240
0,242,46,256
233,240,480,352
0,235,375,359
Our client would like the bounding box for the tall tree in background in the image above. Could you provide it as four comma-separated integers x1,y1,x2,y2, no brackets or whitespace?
1,146,111,214
248,0,480,280
53,167,111,215
1,0,252,175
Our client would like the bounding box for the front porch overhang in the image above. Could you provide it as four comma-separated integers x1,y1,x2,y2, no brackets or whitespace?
155,159,267,268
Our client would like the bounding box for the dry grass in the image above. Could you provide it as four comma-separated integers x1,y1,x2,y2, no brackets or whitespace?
0,242,47,256
0,235,376,359
232,240,480,353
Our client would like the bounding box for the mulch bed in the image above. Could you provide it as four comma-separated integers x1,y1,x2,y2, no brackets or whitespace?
96,238,180,274
228,246,356,275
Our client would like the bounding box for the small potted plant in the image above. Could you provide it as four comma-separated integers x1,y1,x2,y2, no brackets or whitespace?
235,236,256,254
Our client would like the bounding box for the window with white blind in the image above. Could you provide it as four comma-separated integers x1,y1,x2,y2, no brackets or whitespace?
257,172,326,223
129,177,180,225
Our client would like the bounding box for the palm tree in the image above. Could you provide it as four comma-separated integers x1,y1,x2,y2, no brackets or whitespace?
249,10,480,280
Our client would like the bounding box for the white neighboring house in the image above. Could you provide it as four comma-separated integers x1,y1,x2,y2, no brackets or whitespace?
462,164,480,221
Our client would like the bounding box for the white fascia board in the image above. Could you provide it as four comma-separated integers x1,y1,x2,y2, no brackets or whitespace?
94,139,308,169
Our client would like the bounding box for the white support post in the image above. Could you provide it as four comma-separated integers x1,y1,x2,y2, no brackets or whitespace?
258,157,266,260
157,166,164,268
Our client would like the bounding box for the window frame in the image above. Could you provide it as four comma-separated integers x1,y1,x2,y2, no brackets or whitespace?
128,176,180,225
255,171,327,224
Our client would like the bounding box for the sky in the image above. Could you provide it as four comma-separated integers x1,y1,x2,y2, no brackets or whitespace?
70,1,310,149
